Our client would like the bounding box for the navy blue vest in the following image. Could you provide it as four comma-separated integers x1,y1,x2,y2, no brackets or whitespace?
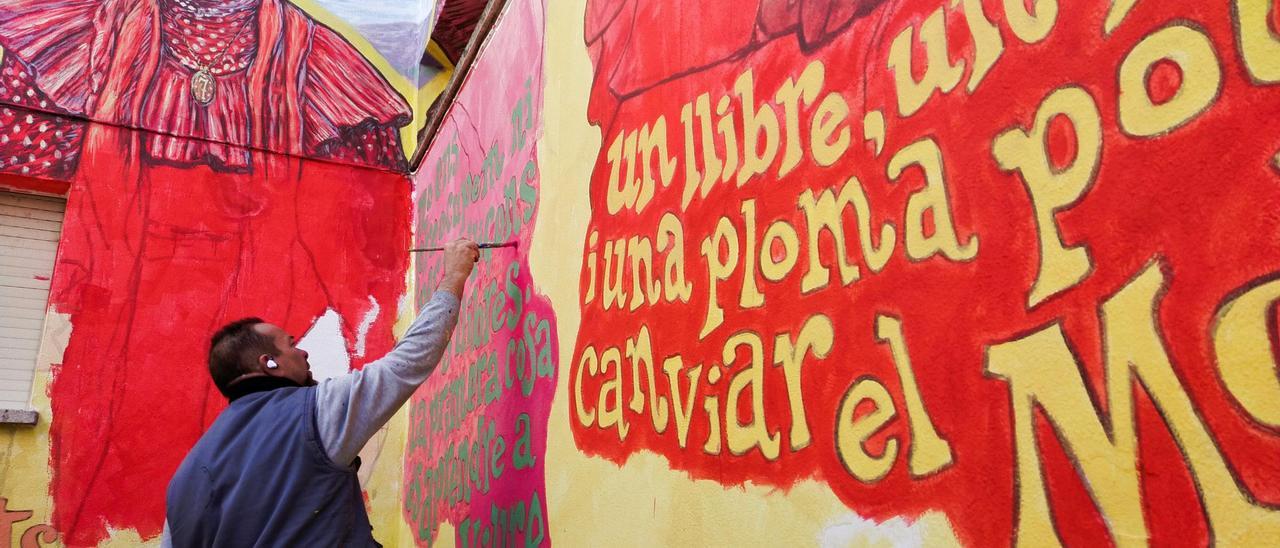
166,380,378,547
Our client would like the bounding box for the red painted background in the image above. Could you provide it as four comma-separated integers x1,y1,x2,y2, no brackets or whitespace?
42,134,410,545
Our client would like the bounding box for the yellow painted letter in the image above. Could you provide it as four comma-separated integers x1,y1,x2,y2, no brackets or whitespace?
1234,0,1280,84
888,138,978,262
993,86,1101,307
1212,275,1280,428
887,7,966,117
1118,25,1222,138
985,263,1280,548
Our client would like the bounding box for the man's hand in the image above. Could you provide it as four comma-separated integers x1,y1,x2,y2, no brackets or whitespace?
437,238,480,299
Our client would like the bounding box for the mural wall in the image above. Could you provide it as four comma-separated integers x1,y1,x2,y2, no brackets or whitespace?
554,0,1280,545
3,0,1280,546
0,0,437,545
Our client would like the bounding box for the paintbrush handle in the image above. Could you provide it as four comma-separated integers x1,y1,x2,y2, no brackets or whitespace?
408,241,517,253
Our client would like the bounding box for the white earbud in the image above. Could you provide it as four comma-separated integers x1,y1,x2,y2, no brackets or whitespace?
266,359,279,369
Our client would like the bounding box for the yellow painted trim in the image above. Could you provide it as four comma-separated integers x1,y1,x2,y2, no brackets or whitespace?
417,39,456,130
426,39,454,72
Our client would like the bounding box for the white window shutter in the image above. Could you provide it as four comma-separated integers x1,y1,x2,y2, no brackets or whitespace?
0,190,64,410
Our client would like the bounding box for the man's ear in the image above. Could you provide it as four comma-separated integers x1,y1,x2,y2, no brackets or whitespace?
259,354,280,373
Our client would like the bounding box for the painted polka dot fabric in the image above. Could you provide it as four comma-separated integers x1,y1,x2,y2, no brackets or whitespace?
0,55,83,180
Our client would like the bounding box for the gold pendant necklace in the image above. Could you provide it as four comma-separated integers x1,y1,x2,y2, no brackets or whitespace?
191,68,216,105
175,8,256,107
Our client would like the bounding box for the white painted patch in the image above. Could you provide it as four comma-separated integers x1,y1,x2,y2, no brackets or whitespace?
354,296,380,358
297,309,351,382
37,309,72,373
397,291,412,319
820,512,927,548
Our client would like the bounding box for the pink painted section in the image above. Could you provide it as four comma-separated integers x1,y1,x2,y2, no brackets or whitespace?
403,2,555,546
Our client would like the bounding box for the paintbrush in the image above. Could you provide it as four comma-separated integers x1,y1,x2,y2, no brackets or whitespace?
408,241,518,253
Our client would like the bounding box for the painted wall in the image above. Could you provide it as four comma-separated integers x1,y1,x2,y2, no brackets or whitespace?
0,1,434,545
3,0,1280,546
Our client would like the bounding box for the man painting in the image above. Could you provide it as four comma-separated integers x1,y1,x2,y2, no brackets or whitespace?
0,1,422,544
165,239,478,546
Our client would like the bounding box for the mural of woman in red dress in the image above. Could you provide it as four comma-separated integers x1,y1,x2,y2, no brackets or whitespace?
0,1,419,544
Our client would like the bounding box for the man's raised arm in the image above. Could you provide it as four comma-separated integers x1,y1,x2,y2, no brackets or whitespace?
314,239,480,466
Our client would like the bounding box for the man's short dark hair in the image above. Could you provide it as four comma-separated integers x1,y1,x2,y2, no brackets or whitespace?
208,317,277,397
